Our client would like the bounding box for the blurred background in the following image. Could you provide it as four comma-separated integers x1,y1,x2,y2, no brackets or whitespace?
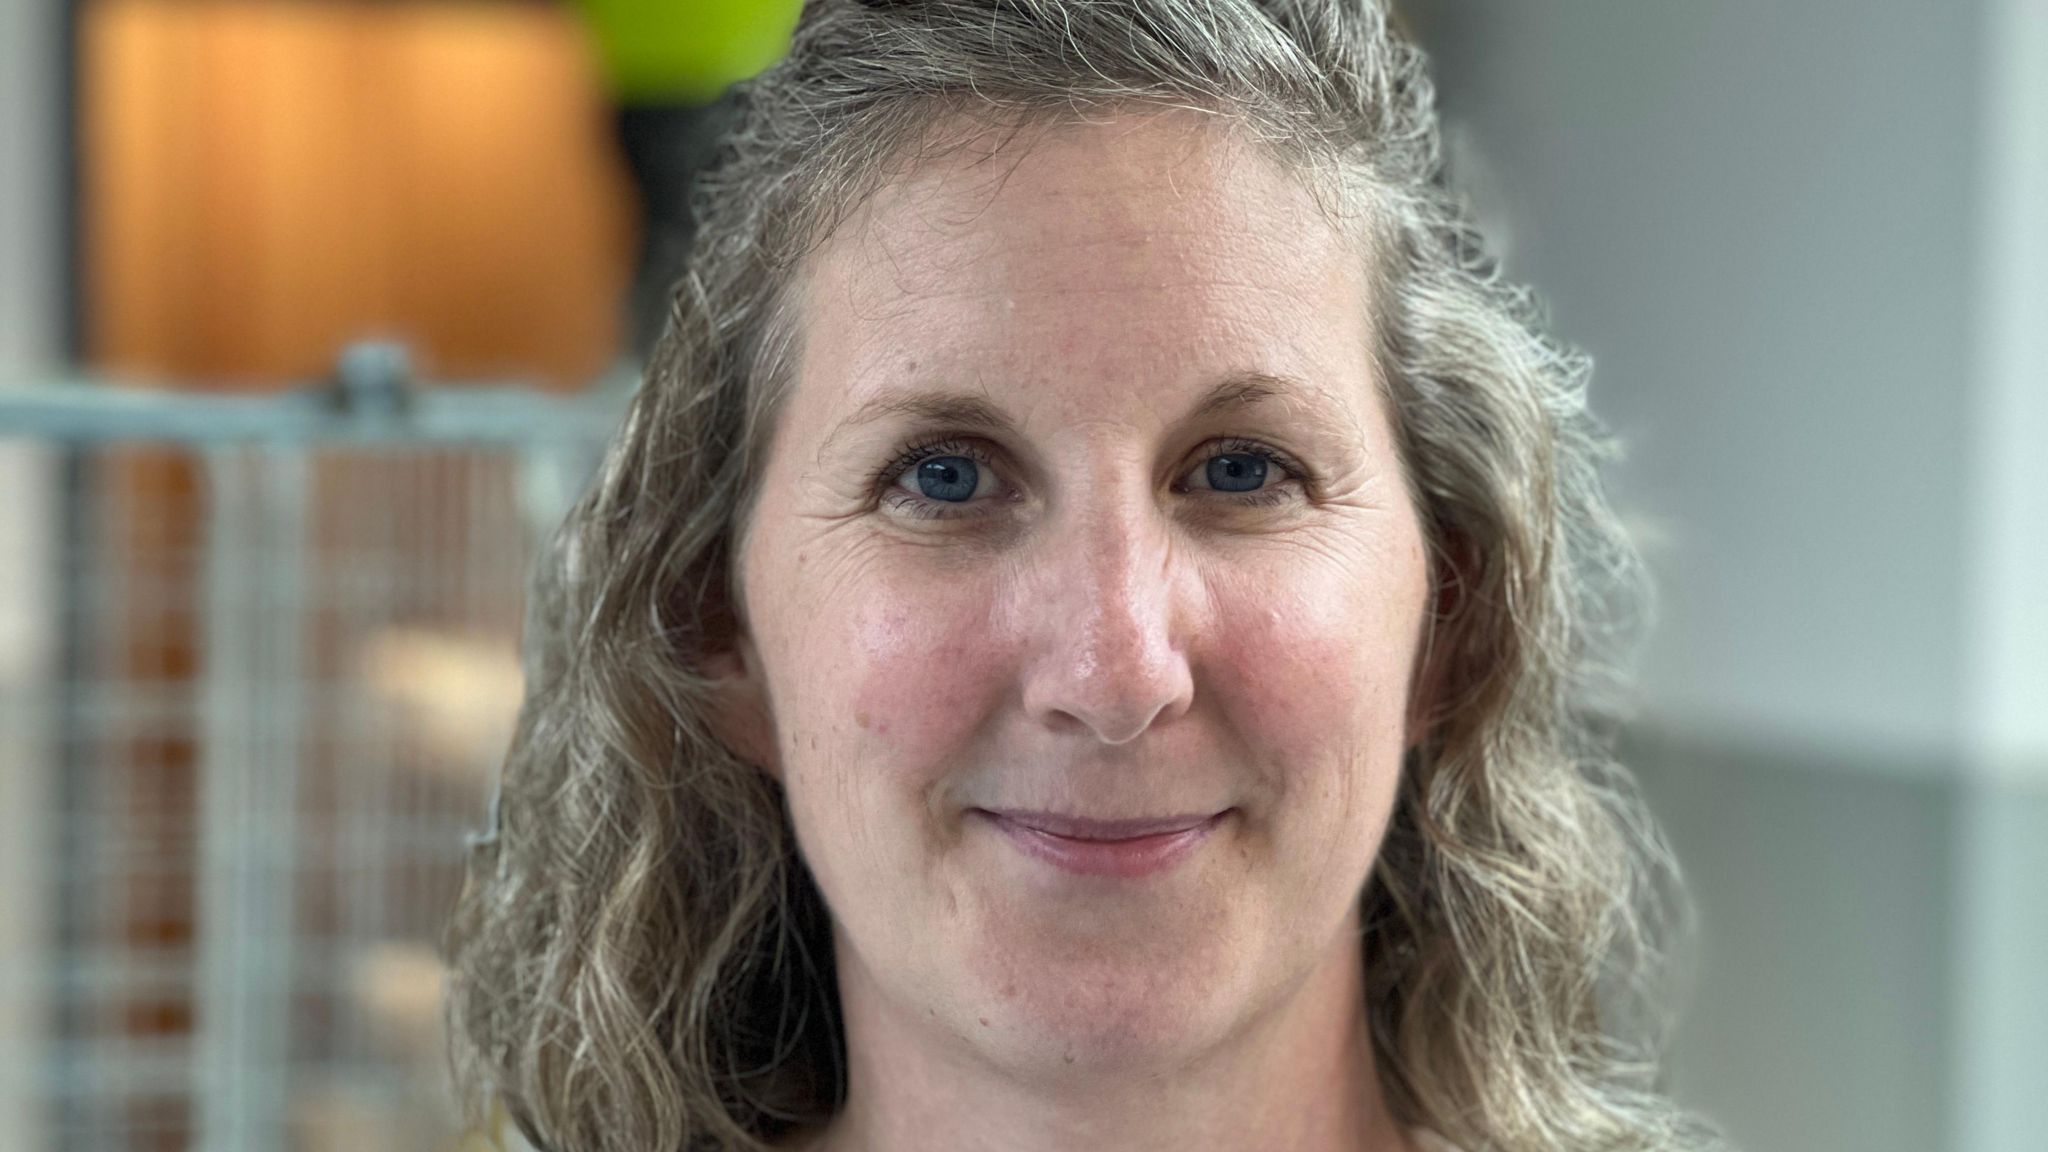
0,2,2040,1151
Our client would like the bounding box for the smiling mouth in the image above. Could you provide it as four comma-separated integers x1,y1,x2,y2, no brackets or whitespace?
971,809,1230,878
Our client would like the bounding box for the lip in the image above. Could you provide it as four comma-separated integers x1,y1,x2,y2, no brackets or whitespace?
974,809,1229,879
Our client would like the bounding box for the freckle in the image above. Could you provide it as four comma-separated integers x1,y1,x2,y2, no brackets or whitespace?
1062,1051,1075,1065
856,710,870,729
978,1016,990,1027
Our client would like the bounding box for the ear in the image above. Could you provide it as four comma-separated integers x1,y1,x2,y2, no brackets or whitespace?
701,634,783,783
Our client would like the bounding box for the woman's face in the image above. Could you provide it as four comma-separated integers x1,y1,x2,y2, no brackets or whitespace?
714,110,1431,1078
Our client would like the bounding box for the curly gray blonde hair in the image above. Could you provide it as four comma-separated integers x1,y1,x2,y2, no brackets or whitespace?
444,2,1726,1150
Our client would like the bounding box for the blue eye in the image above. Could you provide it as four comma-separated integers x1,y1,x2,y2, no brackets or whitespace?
873,435,1306,521
1205,451,1267,494
914,454,983,503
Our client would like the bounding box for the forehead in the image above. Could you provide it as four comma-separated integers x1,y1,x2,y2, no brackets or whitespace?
792,108,1378,439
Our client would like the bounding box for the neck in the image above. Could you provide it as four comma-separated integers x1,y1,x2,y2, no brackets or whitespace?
790,913,1413,1152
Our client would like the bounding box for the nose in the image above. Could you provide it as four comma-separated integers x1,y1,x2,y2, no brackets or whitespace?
1018,495,1195,745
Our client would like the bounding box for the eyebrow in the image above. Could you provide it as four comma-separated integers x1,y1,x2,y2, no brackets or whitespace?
815,371,1346,462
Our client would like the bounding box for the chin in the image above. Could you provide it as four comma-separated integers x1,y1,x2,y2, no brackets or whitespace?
958,936,1244,1075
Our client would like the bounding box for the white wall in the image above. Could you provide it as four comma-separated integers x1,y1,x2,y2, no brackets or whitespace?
1414,0,1983,762
1957,4,2048,1150
1406,2,2046,1151
1969,0,2048,782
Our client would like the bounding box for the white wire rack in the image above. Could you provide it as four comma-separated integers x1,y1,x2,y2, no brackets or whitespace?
0,346,627,1152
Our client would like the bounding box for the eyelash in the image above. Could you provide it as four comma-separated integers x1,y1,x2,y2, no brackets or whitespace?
868,434,1312,522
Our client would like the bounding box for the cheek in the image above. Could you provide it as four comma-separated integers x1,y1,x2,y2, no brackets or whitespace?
824,574,1005,781
1208,549,1422,825
775,572,1006,912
